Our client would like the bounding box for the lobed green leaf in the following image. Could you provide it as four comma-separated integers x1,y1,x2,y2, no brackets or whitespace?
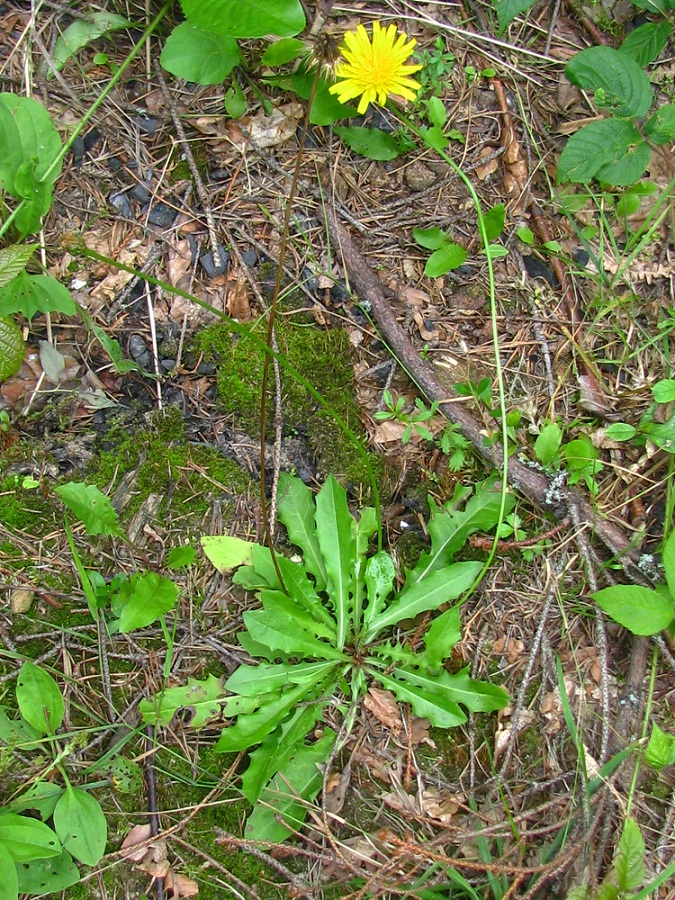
277,472,326,589
315,475,356,650
245,730,336,842
366,561,481,638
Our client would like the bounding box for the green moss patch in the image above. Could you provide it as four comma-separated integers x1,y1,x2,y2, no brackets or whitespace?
196,318,383,495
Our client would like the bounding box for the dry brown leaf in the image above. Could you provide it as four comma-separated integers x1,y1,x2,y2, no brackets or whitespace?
120,823,153,862
401,286,430,308
420,787,464,824
225,102,304,149
475,147,499,181
325,762,351,814
165,870,199,898
372,419,407,444
138,857,171,880
409,717,435,747
226,275,252,322
363,687,403,734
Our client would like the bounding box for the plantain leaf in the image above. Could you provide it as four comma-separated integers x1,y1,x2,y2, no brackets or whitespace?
0,813,61,861
0,842,17,900
53,787,106,866
16,662,64,735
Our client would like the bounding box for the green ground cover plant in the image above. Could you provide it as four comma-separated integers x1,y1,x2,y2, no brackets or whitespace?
0,663,107,899
141,474,514,842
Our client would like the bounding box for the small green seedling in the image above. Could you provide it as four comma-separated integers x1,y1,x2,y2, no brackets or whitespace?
605,379,675,455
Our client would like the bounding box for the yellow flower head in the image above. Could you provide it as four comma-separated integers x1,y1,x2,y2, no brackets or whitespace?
328,21,422,115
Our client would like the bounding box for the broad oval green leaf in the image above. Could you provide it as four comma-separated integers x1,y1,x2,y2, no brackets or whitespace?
16,662,64,734
55,482,124,538
118,573,180,632
181,0,305,38
201,535,254,572
160,23,240,84
53,787,107,866
15,849,79,894
593,584,674,635
604,422,637,442
493,0,538,35
0,813,61,861
565,47,653,118
620,20,671,67
645,723,675,770
0,93,62,189
413,226,448,251
558,119,649,186
0,271,76,320
0,842,18,900
52,12,131,72
425,243,469,277
0,317,24,383
483,203,505,242
614,818,645,892
261,37,306,66
334,126,402,161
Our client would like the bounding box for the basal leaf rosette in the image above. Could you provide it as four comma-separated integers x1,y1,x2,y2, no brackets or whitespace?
204,474,510,841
